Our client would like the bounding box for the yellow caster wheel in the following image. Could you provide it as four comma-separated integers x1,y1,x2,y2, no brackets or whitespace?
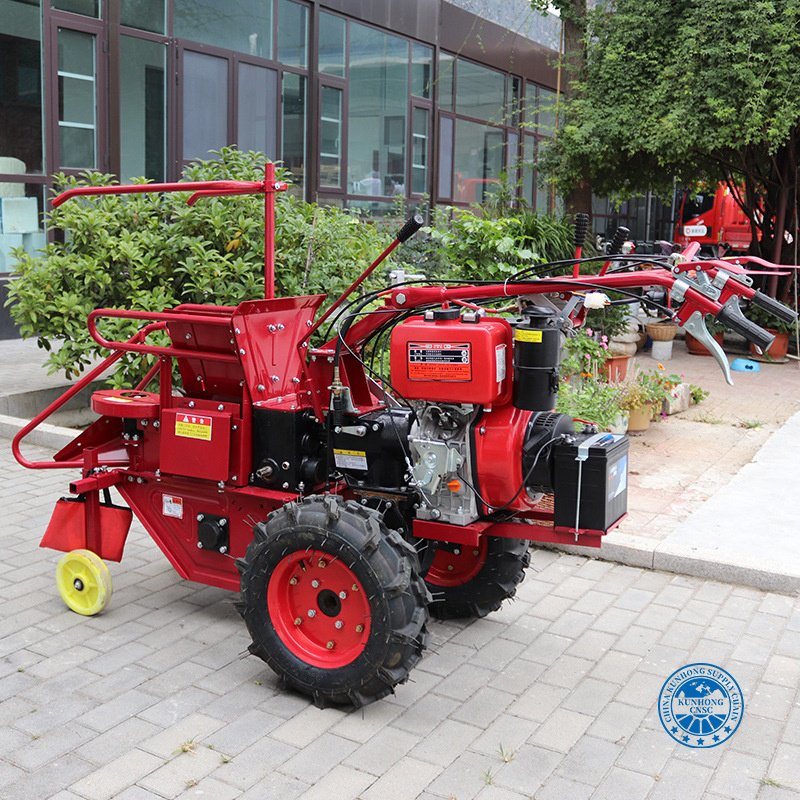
55,549,112,616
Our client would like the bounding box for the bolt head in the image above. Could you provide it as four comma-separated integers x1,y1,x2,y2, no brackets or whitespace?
289,576,298,585
453,548,461,555
294,617,302,626
197,514,204,521
318,559,327,568
334,620,344,629
219,546,227,554
217,404,224,411
355,624,364,633
188,401,195,408
326,641,335,649
473,549,480,556
352,583,359,591
197,542,203,549
257,384,266,392
307,609,316,618
447,564,454,571
338,591,347,599
311,579,320,588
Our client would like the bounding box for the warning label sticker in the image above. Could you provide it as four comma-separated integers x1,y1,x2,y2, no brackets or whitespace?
175,414,213,441
515,328,543,343
407,341,471,381
333,448,368,471
162,494,184,519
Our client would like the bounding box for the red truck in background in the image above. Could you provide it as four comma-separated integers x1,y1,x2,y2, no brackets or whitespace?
674,183,753,254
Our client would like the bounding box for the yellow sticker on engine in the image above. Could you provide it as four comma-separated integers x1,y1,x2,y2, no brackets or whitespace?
175,414,213,441
515,328,543,343
333,448,368,471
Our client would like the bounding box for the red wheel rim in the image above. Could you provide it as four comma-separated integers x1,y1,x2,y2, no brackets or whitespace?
267,549,371,668
425,538,488,587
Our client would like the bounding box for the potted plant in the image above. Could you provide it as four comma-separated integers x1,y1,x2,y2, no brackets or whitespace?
685,314,726,356
744,301,797,361
617,372,666,432
586,300,636,381
560,329,607,381
555,378,624,432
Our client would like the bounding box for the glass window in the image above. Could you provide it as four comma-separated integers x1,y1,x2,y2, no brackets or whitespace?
175,0,272,59
182,50,228,161
52,0,99,17
510,76,522,126
438,52,453,110
278,0,307,68
455,59,506,123
318,12,345,77
453,119,504,205
237,63,277,159
411,107,428,195
438,116,453,199
57,28,96,168
524,81,537,124
347,23,408,197
0,0,44,174
521,134,534,206
120,36,165,181
538,87,557,136
411,43,432,99
121,0,165,34
281,72,306,189
506,130,519,188
0,182,45,275
319,85,342,188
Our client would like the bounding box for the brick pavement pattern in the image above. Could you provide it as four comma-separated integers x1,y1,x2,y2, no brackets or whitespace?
3,440,800,800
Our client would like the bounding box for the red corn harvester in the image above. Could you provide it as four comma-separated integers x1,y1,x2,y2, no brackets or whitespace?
13,165,797,707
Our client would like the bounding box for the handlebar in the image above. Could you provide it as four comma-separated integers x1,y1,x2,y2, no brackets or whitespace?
396,214,425,243
750,289,798,325
716,297,776,352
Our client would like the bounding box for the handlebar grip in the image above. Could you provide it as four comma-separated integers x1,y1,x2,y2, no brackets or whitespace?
716,298,776,352
573,213,590,248
750,290,798,325
396,214,425,243
607,226,630,256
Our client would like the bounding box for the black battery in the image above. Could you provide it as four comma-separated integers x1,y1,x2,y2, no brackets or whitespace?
553,433,629,532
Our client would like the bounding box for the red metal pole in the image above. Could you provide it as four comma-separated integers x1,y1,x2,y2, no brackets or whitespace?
265,162,276,299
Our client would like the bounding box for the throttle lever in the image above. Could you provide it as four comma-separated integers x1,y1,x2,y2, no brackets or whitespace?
682,311,733,386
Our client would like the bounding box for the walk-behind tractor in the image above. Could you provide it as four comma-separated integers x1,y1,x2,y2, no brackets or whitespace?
14,168,797,707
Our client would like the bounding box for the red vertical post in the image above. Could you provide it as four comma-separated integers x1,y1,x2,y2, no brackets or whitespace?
264,162,276,299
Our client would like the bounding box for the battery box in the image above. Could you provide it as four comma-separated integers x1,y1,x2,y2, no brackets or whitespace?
390,312,512,404
553,433,629,532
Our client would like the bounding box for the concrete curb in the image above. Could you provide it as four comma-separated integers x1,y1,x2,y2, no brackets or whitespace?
0,413,76,452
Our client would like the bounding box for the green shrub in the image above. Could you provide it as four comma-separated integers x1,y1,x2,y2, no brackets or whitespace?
6,148,387,385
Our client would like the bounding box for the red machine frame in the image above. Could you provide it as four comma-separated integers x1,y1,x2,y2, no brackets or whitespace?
13,164,786,593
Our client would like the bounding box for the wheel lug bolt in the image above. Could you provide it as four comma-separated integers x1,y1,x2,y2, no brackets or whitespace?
311,579,320,588
307,609,316,618
326,641,335,649
318,559,327,568
294,617,302,626
338,591,347,599
453,548,461,555
289,577,298,585
352,583,359,591
447,565,454,571
355,624,364,633
334,620,344,629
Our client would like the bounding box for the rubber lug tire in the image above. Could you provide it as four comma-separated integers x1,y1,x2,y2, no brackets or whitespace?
237,495,430,709
426,536,530,619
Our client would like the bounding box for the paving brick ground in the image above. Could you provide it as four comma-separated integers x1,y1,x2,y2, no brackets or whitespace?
4,439,800,800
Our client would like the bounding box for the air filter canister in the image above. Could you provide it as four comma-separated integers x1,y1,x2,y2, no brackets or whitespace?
513,306,561,411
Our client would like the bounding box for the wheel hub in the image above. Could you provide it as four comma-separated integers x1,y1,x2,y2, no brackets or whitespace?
267,549,371,668
425,537,488,587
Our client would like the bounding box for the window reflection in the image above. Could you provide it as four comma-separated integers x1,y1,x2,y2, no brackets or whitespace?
347,23,408,197
453,119,503,205
57,28,96,168
0,182,45,275
237,63,277,159
175,0,272,59
455,59,505,124
281,73,306,189
0,0,44,174
182,51,228,161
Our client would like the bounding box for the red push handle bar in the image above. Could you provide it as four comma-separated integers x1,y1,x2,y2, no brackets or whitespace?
51,164,288,300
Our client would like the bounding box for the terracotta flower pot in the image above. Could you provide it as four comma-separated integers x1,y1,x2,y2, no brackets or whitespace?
626,404,653,432
685,331,724,356
749,330,790,360
602,354,631,383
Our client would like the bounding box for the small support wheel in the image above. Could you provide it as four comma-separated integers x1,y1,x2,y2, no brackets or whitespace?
237,495,430,708
425,536,529,619
55,549,112,616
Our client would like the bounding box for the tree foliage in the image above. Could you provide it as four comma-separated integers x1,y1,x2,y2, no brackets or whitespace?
542,0,800,268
